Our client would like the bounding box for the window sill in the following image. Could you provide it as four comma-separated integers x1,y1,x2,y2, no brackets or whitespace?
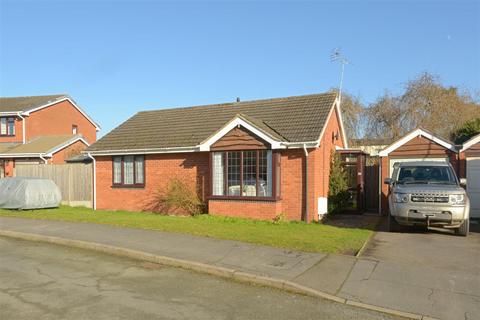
111,184,145,189
208,196,280,202
0,135,15,137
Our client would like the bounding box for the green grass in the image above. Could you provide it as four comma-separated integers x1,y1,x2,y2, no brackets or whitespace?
0,206,373,254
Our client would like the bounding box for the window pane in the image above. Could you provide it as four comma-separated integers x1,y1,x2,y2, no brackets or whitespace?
242,151,257,196
7,118,14,135
227,151,240,196
123,156,134,184
212,152,225,196
135,156,144,184
113,157,122,184
0,118,6,135
258,150,272,197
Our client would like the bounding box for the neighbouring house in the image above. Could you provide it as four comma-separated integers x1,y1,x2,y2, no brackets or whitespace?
459,133,480,218
85,92,347,221
378,128,459,214
0,94,100,177
350,138,391,157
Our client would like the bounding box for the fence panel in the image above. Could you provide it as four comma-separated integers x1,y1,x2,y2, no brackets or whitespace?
14,163,92,208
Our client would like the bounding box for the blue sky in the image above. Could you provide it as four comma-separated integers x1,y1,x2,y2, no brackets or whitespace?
1,0,479,136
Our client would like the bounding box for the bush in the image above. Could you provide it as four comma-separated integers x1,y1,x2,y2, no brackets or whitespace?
272,212,287,224
155,178,205,216
328,151,350,214
451,118,480,144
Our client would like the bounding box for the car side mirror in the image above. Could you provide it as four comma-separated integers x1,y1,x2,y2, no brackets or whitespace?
384,178,392,185
459,178,467,187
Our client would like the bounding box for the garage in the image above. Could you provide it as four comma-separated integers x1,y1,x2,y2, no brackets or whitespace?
378,128,458,214
460,134,480,219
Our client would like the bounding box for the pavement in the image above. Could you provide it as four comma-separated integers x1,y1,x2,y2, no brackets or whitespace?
1,216,479,320
0,236,402,320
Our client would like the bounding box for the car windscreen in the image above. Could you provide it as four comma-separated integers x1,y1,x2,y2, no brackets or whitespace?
396,166,457,184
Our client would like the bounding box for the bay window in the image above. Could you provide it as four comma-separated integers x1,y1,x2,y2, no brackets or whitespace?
112,155,145,187
212,150,276,199
0,117,15,136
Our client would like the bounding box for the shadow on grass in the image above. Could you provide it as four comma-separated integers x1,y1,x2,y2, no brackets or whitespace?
321,213,382,231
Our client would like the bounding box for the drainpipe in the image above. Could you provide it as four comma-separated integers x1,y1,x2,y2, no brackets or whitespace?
17,113,26,144
378,158,382,215
303,144,309,222
86,153,96,210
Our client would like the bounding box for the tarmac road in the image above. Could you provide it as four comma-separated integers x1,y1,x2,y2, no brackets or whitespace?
0,237,400,320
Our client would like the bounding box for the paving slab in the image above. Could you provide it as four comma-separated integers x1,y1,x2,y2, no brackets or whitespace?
214,244,325,279
0,217,325,280
293,254,357,295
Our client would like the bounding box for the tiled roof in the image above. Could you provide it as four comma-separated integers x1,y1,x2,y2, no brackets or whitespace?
0,94,66,113
87,92,337,152
0,143,18,153
0,135,82,155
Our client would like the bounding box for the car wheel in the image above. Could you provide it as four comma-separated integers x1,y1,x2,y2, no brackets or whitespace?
455,219,469,237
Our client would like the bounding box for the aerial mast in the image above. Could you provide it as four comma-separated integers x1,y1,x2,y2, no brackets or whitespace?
330,48,350,105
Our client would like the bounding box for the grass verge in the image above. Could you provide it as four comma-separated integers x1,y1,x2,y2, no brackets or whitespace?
0,206,373,254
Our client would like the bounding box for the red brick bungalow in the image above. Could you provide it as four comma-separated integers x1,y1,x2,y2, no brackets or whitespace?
0,95,100,177
85,92,347,221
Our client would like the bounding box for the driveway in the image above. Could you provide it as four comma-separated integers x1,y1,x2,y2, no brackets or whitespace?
0,237,400,320
344,220,480,320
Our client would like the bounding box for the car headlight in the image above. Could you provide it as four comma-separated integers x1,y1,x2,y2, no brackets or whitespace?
394,193,409,203
450,194,466,205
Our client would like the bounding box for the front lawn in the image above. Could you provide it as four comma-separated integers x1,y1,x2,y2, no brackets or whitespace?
0,206,374,255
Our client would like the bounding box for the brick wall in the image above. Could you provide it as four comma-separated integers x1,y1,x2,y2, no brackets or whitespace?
458,151,466,179
310,107,345,220
209,200,282,220
26,100,97,144
95,153,210,212
3,159,15,177
49,140,88,164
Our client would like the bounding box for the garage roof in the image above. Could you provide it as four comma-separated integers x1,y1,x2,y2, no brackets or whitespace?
379,128,457,157
460,133,480,152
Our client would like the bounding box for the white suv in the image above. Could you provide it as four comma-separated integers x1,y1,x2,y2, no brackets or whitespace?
384,162,470,236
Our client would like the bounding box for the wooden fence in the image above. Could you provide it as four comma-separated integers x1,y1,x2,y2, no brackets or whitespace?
364,156,380,212
14,163,93,208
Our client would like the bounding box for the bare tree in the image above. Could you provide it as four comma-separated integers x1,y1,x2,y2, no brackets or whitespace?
365,92,408,140
330,89,365,142
365,72,480,140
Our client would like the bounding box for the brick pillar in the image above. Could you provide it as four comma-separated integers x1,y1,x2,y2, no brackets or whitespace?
4,159,14,177
458,152,466,179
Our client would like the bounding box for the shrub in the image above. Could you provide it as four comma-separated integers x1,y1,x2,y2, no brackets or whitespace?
155,178,205,216
272,212,287,224
451,118,480,144
328,151,350,214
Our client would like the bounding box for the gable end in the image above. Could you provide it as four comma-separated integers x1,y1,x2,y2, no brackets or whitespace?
211,126,270,151
389,136,454,157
